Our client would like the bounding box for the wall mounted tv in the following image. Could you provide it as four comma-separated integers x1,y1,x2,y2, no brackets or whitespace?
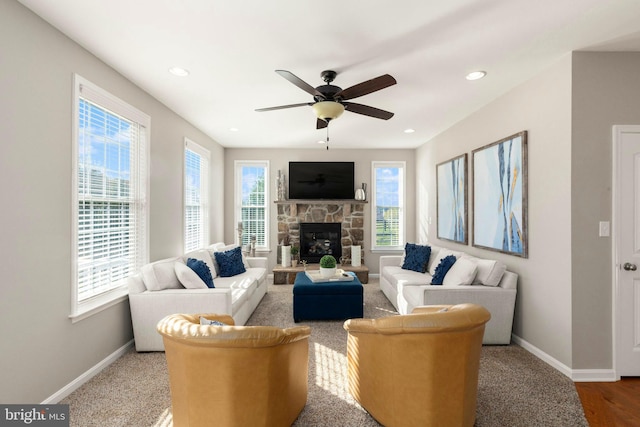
288,162,355,200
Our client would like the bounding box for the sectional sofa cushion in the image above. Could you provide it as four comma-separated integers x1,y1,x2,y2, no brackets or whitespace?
141,257,183,291
401,243,432,272
443,257,478,286
184,249,217,279
428,249,462,276
175,262,209,289
431,255,457,285
463,255,507,287
187,258,215,288
214,246,247,277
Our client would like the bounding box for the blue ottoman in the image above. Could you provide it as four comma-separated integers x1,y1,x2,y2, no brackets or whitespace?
293,272,364,322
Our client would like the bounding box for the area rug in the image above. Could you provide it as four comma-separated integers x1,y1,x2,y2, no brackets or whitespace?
62,280,588,426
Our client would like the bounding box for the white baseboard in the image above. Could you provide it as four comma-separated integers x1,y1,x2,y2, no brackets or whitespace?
512,334,616,382
42,340,134,404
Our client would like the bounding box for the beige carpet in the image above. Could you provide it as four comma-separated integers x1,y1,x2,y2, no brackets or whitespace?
63,280,588,426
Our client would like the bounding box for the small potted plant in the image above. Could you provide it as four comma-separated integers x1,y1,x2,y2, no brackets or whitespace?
290,246,299,267
319,255,337,278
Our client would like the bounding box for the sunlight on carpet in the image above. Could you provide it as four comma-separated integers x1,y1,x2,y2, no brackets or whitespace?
153,407,172,427
313,342,355,404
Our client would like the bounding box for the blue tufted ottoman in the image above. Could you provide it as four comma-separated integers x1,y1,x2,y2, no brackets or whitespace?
293,272,364,322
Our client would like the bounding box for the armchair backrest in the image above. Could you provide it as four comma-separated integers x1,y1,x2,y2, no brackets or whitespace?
343,304,490,427
157,314,311,427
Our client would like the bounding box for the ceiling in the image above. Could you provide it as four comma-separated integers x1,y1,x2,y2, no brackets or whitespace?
18,0,640,149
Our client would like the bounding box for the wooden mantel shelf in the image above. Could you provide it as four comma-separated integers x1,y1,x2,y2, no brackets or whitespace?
274,199,367,204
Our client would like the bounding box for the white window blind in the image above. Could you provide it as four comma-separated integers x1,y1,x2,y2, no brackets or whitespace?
372,161,405,250
72,74,149,320
235,161,269,248
184,138,210,252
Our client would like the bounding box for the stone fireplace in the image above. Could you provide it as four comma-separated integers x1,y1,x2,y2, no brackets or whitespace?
276,201,365,264
299,222,341,263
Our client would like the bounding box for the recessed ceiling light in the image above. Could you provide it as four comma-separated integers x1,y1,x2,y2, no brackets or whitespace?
317,140,326,144
168,67,190,77
404,128,415,134
466,71,486,81
229,127,239,132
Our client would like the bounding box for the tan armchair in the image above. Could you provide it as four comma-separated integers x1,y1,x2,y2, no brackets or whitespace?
157,313,311,427
343,304,491,427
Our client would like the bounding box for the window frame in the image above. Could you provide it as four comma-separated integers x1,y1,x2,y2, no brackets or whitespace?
71,74,150,322
371,161,406,252
234,160,270,250
183,138,210,252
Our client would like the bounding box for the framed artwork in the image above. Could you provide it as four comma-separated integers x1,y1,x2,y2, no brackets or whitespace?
472,131,528,257
436,153,468,244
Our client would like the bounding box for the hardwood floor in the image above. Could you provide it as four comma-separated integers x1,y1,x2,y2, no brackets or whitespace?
575,377,640,426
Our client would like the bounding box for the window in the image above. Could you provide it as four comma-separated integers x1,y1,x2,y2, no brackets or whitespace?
235,161,269,249
72,74,149,321
371,161,405,251
184,139,210,252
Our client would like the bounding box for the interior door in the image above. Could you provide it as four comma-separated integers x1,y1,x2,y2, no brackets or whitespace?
614,125,640,377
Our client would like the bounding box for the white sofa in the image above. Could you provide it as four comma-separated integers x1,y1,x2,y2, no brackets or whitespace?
379,245,517,344
128,243,268,351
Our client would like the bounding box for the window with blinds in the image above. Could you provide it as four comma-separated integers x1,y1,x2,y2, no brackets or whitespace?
235,161,269,248
184,139,210,252
372,161,405,250
72,74,149,320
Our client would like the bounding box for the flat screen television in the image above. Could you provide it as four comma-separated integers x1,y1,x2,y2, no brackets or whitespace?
288,161,354,200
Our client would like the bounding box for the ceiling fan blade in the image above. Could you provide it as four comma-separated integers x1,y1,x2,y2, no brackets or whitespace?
316,118,328,129
343,102,394,120
276,70,324,98
255,102,312,112
335,74,397,101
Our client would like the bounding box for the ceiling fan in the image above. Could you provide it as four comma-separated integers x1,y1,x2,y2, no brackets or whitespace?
256,70,397,129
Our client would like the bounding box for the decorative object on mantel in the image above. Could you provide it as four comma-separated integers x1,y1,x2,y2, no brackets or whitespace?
355,183,366,201
351,245,362,267
276,170,286,201
319,255,337,278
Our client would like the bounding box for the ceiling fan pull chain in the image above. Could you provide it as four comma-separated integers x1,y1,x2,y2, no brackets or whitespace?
326,125,330,150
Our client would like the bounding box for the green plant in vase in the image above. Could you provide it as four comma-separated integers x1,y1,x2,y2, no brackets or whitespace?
319,255,337,278
290,246,299,267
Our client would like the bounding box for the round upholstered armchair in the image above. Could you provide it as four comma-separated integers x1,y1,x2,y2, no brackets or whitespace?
343,303,491,427
157,313,311,427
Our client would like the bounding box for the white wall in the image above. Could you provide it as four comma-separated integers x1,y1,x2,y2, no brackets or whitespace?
224,148,416,273
0,1,224,403
416,56,574,366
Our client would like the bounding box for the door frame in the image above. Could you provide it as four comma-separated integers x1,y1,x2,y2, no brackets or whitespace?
612,125,640,379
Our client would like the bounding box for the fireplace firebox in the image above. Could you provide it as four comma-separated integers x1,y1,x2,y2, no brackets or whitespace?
299,223,342,264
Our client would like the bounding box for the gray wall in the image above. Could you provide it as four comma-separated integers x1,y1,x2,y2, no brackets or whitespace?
0,1,224,403
415,56,574,366
224,148,416,273
571,52,640,369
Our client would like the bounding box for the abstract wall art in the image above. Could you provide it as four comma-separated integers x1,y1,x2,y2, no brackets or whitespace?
472,131,528,257
437,153,468,244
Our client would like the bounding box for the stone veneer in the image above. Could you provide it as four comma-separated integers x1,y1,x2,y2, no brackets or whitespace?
277,201,365,263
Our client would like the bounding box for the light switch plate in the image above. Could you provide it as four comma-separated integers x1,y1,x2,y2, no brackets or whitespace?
599,221,610,237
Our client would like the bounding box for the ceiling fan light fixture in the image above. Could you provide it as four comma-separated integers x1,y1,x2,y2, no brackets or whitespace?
312,101,345,121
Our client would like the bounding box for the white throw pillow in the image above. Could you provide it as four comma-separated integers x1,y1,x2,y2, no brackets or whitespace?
473,259,507,287
428,248,461,276
443,257,478,286
174,262,208,289
184,249,217,279
426,246,441,274
141,257,183,291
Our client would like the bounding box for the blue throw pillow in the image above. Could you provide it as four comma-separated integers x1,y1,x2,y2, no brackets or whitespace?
401,243,432,273
214,246,246,277
186,258,215,288
431,255,457,285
